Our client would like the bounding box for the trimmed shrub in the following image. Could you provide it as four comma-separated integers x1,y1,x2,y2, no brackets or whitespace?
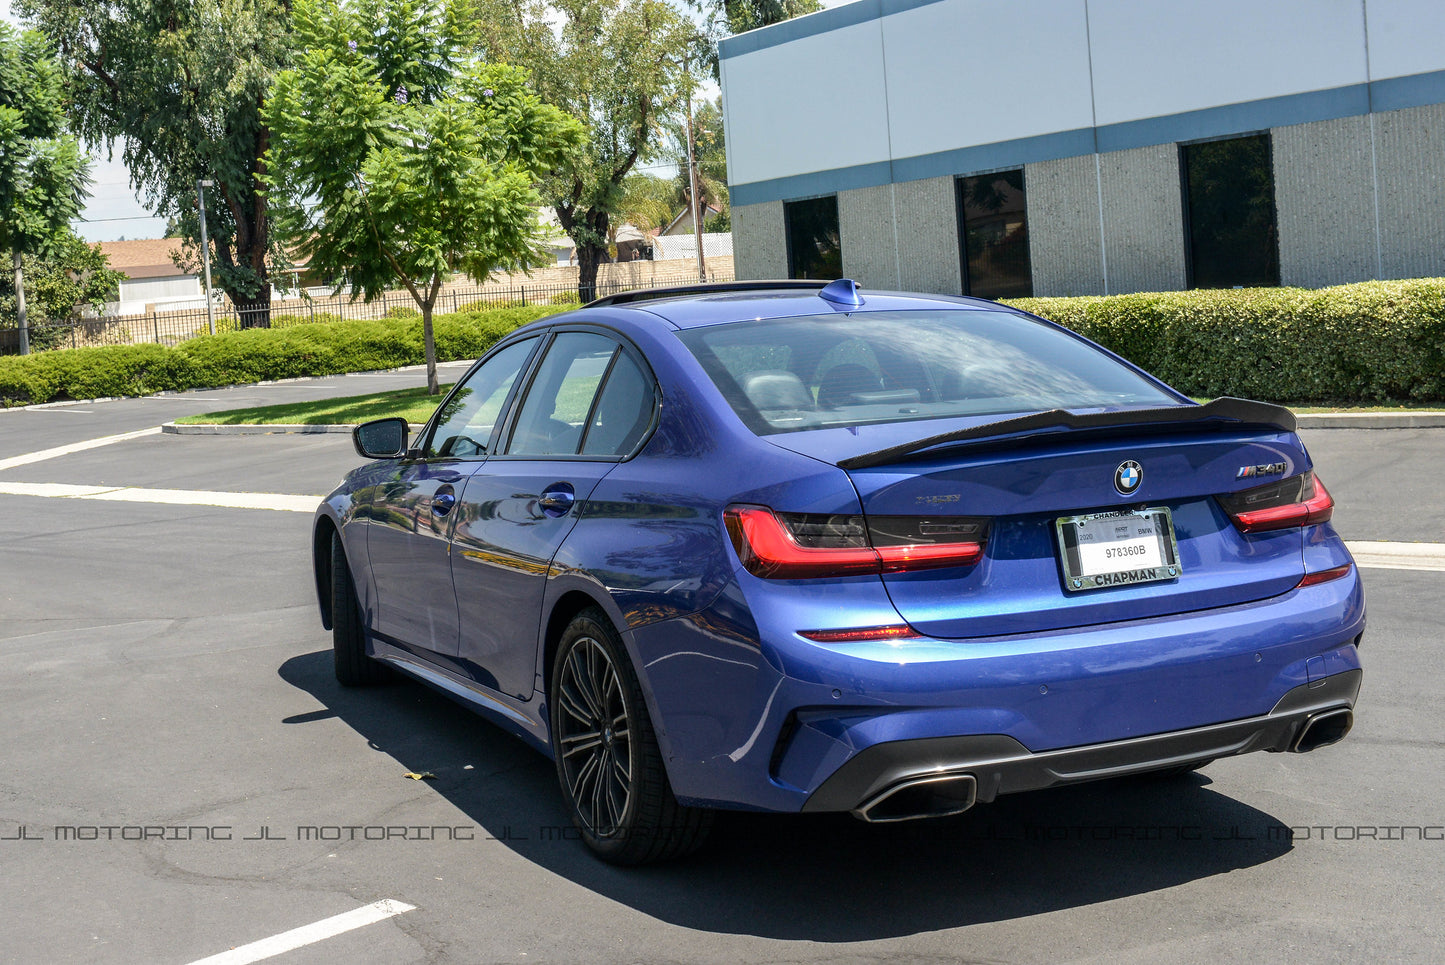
1004,278,1445,404
0,304,564,407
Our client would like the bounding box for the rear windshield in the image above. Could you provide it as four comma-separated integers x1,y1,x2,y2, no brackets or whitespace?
677,310,1178,434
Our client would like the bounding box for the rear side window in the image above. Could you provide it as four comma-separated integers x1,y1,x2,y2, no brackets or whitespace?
678,310,1178,434
505,332,657,458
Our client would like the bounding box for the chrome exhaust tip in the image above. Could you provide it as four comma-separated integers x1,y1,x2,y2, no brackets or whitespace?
1291,708,1354,753
854,772,978,823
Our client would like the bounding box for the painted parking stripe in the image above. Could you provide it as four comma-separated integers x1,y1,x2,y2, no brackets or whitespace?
1345,541,1445,572
0,481,318,513
186,899,416,965
0,426,162,472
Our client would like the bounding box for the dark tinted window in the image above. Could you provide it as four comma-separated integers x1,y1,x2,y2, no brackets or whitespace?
426,337,537,458
581,351,654,456
508,332,617,456
1181,134,1280,289
958,170,1032,299
678,310,1178,434
785,195,841,279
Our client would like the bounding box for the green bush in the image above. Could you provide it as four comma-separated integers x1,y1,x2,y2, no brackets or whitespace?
0,304,564,407
1005,278,1445,404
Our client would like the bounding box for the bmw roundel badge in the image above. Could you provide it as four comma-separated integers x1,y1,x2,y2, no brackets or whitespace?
1115,460,1143,495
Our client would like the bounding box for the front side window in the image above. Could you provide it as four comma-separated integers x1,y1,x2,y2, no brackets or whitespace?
679,311,1178,434
426,337,538,458
784,195,841,280
958,170,1032,299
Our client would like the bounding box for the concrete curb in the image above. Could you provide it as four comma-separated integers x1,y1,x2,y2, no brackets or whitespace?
163,422,427,436
1295,412,1445,429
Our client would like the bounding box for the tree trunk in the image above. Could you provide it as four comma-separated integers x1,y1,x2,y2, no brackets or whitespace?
422,302,439,395
14,252,29,356
576,243,605,303
236,286,272,329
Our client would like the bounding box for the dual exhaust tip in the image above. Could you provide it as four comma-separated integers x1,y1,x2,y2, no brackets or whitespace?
852,707,1355,823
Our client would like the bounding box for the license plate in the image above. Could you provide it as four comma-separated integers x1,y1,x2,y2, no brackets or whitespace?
1055,508,1181,591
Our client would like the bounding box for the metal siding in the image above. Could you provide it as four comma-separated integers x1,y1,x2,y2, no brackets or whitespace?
1025,155,1107,296
1374,102,1445,280
730,201,789,280
1271,116,1379,288
1099,144,1187,294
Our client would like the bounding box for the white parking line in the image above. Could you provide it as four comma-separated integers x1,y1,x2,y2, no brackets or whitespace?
185,899,416,965
0,426,162,472
1345,541,1445,572
0,481,318,513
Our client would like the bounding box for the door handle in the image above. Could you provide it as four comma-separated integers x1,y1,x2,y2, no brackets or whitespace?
432,484,457,517
432,470,465,484
538,485,576,518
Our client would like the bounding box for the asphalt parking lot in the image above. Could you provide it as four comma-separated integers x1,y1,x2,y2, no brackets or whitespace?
1,371,1442,964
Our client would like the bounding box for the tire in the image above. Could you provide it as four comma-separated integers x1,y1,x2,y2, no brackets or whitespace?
550,607,712,864
331,531,387,686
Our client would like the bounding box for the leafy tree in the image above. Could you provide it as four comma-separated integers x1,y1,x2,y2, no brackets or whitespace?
18,0,292,325
0,230,124,350
668,95,729,232
476,0,696,301
689,0,821,78
619,173,680,234
0,23,92,355
265,0,584,394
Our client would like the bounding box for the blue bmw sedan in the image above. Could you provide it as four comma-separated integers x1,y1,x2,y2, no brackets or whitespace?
312,279,1363,864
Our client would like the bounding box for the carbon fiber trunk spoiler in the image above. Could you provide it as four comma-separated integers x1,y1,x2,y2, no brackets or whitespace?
837,397,1297,470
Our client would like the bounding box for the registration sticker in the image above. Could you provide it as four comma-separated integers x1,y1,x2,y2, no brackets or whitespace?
1055,508,1181,592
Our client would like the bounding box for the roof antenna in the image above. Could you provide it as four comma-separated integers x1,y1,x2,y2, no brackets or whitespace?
818,278,864,308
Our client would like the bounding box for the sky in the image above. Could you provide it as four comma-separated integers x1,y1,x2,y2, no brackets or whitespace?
3,0,852,243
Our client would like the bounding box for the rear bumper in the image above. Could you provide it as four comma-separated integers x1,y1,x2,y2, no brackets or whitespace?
802,668,1361,818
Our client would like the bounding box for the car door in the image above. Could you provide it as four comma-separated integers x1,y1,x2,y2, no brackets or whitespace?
366,336,540,655
450,330,658,699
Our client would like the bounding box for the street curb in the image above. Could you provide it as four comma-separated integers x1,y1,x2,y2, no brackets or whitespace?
1295,412,1445,429
162,422,427,435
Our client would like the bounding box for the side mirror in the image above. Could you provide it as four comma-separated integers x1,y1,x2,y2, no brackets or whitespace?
354,417,410,459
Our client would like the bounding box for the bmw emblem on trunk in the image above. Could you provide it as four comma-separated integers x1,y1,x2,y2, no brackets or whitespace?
1115,460,1142,495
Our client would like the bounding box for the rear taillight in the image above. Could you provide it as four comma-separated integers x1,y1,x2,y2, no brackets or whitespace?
723,506,988,580
1220,471,1334,533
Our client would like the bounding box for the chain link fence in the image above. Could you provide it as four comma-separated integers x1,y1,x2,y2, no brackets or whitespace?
1,268,733,355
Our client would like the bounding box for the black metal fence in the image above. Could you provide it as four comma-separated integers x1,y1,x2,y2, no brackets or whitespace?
0,269,731,355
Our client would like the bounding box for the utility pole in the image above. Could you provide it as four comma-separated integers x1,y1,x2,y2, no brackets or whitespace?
197,179,216,335
685,103,707,283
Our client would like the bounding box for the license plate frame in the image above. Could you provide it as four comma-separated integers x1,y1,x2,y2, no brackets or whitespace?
1055,507,1182,592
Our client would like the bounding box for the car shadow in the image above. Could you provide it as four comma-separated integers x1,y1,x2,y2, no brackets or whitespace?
280,649,1294,942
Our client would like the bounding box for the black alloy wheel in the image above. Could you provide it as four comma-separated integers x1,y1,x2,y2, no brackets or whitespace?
550,608,712,864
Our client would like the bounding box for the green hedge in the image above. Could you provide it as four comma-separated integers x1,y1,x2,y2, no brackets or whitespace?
1005,278,1445,404
0,304,564,407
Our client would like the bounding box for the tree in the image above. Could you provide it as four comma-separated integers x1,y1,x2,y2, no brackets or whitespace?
619,173,680,235
689,0,821,78
265,0,584,394
0,230,124,351
476,0,696,301
17,0,292,326
0,24,92,355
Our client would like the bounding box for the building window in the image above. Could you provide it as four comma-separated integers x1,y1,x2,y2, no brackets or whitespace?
784,195,841,279
1180,134,1280,289
957,170,1032,299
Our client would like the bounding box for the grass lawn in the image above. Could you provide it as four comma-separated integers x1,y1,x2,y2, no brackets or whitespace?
175,385,454,426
